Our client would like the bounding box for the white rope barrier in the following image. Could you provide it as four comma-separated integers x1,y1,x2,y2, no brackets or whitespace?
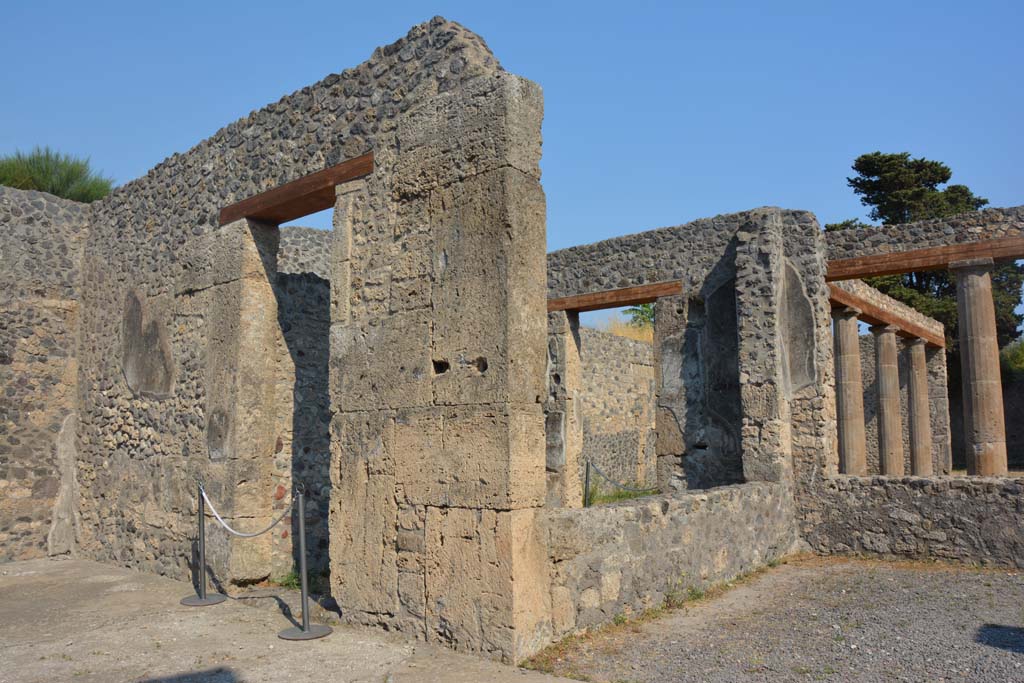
200,485,294,538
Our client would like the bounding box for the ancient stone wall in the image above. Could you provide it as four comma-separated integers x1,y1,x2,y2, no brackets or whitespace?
0,188,89,561
72,18,502,586
541,482,798,638
805,476,1024,567
325,50,551,660
278,226,330,279
825,206,1024,261
577,328,656,488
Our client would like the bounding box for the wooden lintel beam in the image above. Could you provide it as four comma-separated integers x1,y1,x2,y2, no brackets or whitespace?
218,152,374,226
826,236,1024,281
547,281,683,313
829,284,945,348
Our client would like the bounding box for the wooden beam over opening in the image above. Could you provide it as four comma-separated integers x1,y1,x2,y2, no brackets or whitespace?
826,236,1024,281
218,152,374,226
547,281,683,313
829,283,945,348
545,280,946,347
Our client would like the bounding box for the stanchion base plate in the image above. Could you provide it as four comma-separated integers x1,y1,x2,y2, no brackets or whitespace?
180,593,227,607
278,624,333,641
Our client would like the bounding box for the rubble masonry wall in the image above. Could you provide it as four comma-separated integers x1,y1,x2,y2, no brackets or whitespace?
0,188,89,561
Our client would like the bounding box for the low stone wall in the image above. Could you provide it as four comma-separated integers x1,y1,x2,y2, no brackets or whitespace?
0,188,89,561
540,482,798,638
804,476,1024,567
578,328,656,488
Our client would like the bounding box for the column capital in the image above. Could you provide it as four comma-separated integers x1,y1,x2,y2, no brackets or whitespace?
908,337,927,347
950,257,994,271
869,323,899,335
832,305,862,319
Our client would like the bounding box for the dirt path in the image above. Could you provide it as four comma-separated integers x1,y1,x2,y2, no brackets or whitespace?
528,557,1024,682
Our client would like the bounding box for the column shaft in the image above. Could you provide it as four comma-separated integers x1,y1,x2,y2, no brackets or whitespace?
873,324,904,476
907,340,933,476
953,258,1008,476
833,308,867,475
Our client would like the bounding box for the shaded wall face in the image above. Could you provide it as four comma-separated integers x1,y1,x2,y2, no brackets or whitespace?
576,328,656,488
655,278,743,491
70,18,505,583
0,188,89,561
328,72,550,662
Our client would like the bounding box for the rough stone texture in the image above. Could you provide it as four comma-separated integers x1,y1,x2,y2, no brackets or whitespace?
327,57,551,661
70,17,503,588
540,482,798,638
858,335,952,476
544,312,583,508
0,187,89,561
274,267,331,581
577,327,655,488
547,213,741,300
825,206,1024,261
278,226,330,279
805,476,1024,567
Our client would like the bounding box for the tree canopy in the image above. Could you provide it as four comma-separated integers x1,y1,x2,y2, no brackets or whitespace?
826,151,1023,353
0,146,114,203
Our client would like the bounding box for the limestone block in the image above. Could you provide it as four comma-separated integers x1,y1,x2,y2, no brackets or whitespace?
429,168,547,407
330,417,399,614
395,73,543,197
329,312,432,411
175,219,278,295
393,405,544,509
424,507,550,662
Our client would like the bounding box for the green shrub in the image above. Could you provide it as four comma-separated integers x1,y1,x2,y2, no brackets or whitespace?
0,146,113,202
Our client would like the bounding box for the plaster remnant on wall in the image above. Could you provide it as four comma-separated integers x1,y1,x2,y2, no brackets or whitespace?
121,288,175,398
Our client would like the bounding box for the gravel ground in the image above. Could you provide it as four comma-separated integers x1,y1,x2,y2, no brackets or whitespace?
531,557,1024,683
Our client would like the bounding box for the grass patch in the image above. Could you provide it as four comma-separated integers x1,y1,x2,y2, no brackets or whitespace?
584,481,658,507
270,569,301,590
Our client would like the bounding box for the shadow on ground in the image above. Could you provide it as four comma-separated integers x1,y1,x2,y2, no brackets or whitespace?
138,668,239,683
975,624,1024,653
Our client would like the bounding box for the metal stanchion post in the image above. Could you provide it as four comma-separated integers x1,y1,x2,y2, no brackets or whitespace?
278,491,332,640
181,482,226,606
584,461,592,508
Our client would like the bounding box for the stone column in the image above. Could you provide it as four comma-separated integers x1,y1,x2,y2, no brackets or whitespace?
952,258,1008,476
833,307,867,475
907,339,933,476
872,324,904,476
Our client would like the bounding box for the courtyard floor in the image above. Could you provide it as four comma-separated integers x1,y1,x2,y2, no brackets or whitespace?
0,558,570,683
2,556,1022,682
526,556,1024,682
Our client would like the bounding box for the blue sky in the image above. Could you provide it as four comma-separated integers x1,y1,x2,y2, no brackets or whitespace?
3,0,1022,254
